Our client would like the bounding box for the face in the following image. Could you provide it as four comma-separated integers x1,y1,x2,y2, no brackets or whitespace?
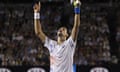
57,27,68,39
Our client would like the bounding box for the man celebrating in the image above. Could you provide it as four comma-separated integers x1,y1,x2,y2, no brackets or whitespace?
33,0,81,72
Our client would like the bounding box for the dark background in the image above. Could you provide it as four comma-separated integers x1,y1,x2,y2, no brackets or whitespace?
0,0,120,3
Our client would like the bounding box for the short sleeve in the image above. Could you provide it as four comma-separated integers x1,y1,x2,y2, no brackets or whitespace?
44,37,56,52
67,36,76,49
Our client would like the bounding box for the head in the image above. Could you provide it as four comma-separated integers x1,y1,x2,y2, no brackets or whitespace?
57,27,69,41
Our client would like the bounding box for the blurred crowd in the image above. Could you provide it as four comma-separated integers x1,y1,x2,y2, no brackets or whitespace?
74,4,111,65
0,2,119,66
0,4,50,66
116,10,120,60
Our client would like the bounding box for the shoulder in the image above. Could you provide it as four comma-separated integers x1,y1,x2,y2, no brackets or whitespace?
45,37,57,44
67,36,75,42
66,36,76,47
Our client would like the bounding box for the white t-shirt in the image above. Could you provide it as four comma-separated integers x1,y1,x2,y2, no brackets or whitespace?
44,36,76,72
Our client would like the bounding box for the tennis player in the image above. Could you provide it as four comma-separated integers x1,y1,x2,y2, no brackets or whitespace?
33,0,81,72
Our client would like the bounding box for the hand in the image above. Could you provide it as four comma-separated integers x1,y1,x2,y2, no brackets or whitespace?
33,1,41,12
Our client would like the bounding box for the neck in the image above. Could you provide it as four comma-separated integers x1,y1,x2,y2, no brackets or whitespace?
57,37,65,45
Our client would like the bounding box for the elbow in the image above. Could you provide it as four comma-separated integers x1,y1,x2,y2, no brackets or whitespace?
75,23,80,28
78,23,80,26
35,31,40,36
78,20,80,26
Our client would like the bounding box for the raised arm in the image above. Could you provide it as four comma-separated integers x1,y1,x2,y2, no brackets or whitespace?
71,0,81,41
33,2,46,43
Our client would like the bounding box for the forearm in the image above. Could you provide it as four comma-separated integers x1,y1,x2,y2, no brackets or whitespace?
34,13,46,43
72,14,80,41
74,14,80,28
34,19,42,35
71,0,81,41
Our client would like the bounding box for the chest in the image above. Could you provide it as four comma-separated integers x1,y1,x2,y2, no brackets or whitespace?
56,44,66,53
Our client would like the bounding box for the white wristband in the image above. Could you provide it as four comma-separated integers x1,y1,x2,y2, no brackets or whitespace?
34,12,40,19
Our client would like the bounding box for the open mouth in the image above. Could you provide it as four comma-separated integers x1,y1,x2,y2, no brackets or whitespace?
58,33,63,37
58,32,63,37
